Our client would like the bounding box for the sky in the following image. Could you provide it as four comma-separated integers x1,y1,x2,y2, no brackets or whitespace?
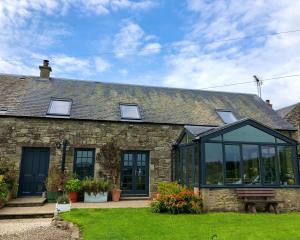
0,0,300,109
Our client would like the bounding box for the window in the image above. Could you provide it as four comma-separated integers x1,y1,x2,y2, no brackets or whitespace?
0,107,7,114
223,125,275,143
262,146,277,184
225,145,241,184
74,149,95,180
205,143,223,185
47,99,72,116
120,104,141,120
278,146,296,185
242,145,260,185
217,111,237,124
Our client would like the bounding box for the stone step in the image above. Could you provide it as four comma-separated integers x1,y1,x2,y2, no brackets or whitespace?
120,196,151,201
6,197,47,207
0,203,55,219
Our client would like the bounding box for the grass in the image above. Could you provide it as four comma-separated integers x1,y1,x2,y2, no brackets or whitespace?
61,208,300,240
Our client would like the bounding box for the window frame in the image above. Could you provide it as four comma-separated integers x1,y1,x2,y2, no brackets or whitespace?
119,103,142,120
216,110,237,124
47,98,72,116
73,148,95,180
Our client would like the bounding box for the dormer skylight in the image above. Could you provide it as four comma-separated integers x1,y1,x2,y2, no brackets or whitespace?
120,103,141,120
47,99,72,116
217,110,237,124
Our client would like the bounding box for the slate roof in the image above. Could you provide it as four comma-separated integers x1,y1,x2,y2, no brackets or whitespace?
277,102,300,118
0,74,294,130
184,125,216,136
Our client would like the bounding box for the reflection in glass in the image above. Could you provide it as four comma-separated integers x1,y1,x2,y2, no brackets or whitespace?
242,145,260,184
225,145,241,184
278,146,296,185
205,143,223,185
262,146,277,184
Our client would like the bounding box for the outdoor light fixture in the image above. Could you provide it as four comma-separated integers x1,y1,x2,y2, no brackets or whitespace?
55,141,62,149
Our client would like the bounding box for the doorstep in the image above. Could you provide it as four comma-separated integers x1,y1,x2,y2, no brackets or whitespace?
72,200,151,209
0,203,55,219
6,197,47,207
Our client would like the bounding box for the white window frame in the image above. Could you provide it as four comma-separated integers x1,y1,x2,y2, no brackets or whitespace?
119,103,141,120
47,99,72,116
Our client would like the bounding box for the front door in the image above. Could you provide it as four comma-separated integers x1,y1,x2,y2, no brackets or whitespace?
121,151,149,196
19,147,50,196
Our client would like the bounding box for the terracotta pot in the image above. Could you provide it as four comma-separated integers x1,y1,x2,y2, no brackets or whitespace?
68,192,78,203
112,189,122,202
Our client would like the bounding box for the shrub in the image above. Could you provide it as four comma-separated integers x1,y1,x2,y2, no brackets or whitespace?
65,178,82,193
82,178,110,195
57,194,70,204
151,182,203,214
0,175,8,202
0,159,18,193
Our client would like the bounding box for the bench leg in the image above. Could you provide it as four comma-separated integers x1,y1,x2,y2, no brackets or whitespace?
266,203,271,212
273,204,280,214
250,204,257,213
246,203,256,213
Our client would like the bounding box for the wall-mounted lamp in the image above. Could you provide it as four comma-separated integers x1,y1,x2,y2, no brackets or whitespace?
55,141,62,149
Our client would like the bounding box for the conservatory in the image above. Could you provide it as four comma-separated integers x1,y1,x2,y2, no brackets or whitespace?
172,118,299,188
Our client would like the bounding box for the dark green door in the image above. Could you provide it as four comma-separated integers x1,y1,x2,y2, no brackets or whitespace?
19,147,50,196
121,151,149,196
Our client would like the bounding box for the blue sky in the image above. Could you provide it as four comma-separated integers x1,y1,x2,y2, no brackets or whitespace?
1,0,300,108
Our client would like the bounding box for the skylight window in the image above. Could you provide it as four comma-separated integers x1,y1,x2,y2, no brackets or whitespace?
120,104,141,120
47,99,72,116
217,110,237,124
0,107,7,114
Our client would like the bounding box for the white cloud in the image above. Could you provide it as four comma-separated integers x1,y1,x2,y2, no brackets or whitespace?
113,21,161,57
94,57,111,72
163,0,300,109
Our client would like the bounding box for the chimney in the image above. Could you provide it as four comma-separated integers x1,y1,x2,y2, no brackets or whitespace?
39,60,52,78
265,99,272,108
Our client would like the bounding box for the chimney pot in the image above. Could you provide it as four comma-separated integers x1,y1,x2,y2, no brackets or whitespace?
265,99,272,108
39,60,52,78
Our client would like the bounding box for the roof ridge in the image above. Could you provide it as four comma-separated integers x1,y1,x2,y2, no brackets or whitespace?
0,73,257,96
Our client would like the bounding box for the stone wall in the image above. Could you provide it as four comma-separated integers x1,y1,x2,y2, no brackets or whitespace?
284,104,300,144
201,188,300,212
0,116,183,196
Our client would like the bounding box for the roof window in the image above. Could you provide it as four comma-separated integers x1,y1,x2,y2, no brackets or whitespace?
0,107,7,114
47,99,72,116
120,104,141,120
217,110,237,124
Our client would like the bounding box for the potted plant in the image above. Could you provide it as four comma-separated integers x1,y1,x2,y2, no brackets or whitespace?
45,165,62,203
56,194,71,213
65,177,81,203
82,178,109,203
100,140,122,201
0,175,8,208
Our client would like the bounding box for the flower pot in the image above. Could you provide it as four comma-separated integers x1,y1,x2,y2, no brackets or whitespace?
112,189,122,202
84,192,108,203
68,192,78,203
47,191,60,203
56,203,71,213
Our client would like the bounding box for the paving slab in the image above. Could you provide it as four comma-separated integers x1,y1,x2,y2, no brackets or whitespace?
6,197,46,207
72,200,150,209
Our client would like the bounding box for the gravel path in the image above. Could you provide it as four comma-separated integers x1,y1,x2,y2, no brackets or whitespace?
0,218,71,240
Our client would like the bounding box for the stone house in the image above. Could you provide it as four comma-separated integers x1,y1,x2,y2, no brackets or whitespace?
277,102,300,144
0,61,299,211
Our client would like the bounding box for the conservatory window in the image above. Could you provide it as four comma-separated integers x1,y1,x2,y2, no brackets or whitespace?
223,125,275,143
225,145,241,184
242,145,260,185
205,143,223,185
261,146,277,184
278,146,296,185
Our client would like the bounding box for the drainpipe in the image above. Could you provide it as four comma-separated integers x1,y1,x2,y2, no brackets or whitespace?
61,139,69,173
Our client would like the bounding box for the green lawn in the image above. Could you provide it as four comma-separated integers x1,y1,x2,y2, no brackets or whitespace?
61,208,300,240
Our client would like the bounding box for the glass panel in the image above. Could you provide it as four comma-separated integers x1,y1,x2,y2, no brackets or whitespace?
205,143,223,185
278,146,296,185
242,145,260,185
223,125,275,143
48,100,71,115
120,104,140,119
225,145,241,184
262,146,277,184
217,111,237,124
186,146,193,187
209,135,222,141
181,148,187,185
194,144,200,186
179,134,187,145
122,176,132,190
277,138,287,144
136,176,145,190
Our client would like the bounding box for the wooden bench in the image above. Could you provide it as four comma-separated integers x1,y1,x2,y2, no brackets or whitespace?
236,188,284,214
